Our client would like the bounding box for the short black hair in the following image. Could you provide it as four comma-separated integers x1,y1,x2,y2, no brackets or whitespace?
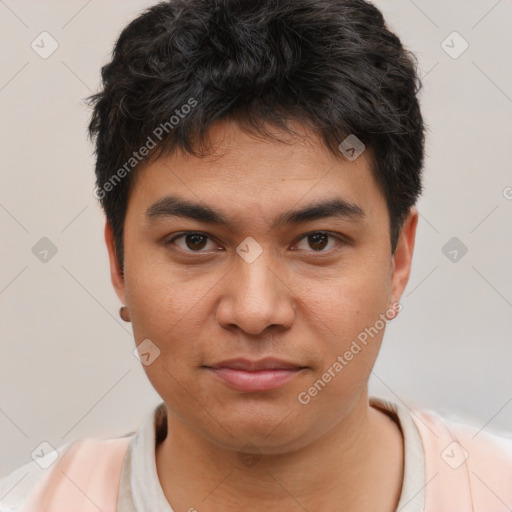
88,0,425,271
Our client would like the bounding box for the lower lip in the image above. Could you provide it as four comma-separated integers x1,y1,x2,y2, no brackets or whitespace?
207,368,304,392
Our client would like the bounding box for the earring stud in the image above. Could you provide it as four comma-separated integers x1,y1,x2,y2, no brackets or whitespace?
119,306,131,322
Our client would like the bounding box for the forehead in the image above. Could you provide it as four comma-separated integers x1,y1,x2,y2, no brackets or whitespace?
127,118,385,224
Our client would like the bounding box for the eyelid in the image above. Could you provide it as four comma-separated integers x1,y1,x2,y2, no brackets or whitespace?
164,230,348,253
292,231,347,252
165,231,221,252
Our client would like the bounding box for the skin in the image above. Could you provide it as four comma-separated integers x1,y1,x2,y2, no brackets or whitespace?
105,118,418,511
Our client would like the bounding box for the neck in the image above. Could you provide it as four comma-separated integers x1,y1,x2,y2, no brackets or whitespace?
155,390,404,512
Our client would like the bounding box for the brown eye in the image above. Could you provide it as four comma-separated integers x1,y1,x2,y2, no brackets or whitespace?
184,233,208,250
294,231,342,252
168,232,217,252
307,232,329,251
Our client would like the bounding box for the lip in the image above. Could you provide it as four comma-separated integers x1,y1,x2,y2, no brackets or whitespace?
205,358,307,392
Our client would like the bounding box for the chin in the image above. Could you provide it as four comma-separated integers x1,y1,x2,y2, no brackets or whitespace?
198,402,316,453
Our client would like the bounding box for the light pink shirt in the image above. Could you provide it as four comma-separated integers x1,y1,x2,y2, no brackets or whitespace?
1,397,511,511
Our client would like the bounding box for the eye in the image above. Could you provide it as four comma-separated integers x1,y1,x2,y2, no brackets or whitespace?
166,232,218,252
293,231,343,252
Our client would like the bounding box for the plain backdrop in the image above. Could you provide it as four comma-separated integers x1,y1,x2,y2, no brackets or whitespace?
1,0,511,477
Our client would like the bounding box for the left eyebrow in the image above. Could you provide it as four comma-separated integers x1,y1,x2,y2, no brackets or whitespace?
274,198,365,227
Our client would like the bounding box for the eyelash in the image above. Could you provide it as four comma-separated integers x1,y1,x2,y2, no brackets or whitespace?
164,231,346,254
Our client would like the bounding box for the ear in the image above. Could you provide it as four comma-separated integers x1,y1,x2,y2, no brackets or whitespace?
390,207,418,305
104,221,126,304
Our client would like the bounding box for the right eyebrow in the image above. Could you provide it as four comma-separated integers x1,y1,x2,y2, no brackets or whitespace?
145,195,229,225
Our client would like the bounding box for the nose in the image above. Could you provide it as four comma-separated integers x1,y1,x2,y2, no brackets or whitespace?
215,251,296,336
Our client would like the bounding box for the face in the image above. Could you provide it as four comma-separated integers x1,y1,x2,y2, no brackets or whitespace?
106,119,416,454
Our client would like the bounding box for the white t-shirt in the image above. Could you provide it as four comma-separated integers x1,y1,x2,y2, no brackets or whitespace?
0,397,425,511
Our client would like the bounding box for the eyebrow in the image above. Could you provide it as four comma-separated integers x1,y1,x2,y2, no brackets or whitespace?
145,195,365,227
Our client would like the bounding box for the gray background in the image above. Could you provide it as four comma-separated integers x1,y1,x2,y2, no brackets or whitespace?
1,0,511,477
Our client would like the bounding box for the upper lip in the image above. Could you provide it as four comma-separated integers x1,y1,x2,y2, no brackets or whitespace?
206,358,306,371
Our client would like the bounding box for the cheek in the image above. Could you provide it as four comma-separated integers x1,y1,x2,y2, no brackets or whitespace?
306,258,391,346
125,250,213,330
126,274,211,412
123,260,215,388
298,252,392,401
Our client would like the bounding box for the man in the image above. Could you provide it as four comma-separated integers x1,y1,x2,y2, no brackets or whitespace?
1,0,510,510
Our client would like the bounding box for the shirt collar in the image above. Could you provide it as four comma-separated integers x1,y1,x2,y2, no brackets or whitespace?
120,397,425,512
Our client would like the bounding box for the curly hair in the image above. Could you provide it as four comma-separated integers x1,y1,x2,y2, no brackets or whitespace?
88,0,425,270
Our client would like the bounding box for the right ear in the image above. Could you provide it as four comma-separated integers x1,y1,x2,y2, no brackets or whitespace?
104,221,126,304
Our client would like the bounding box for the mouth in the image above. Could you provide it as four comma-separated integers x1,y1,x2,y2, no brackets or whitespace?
203,358,308,392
